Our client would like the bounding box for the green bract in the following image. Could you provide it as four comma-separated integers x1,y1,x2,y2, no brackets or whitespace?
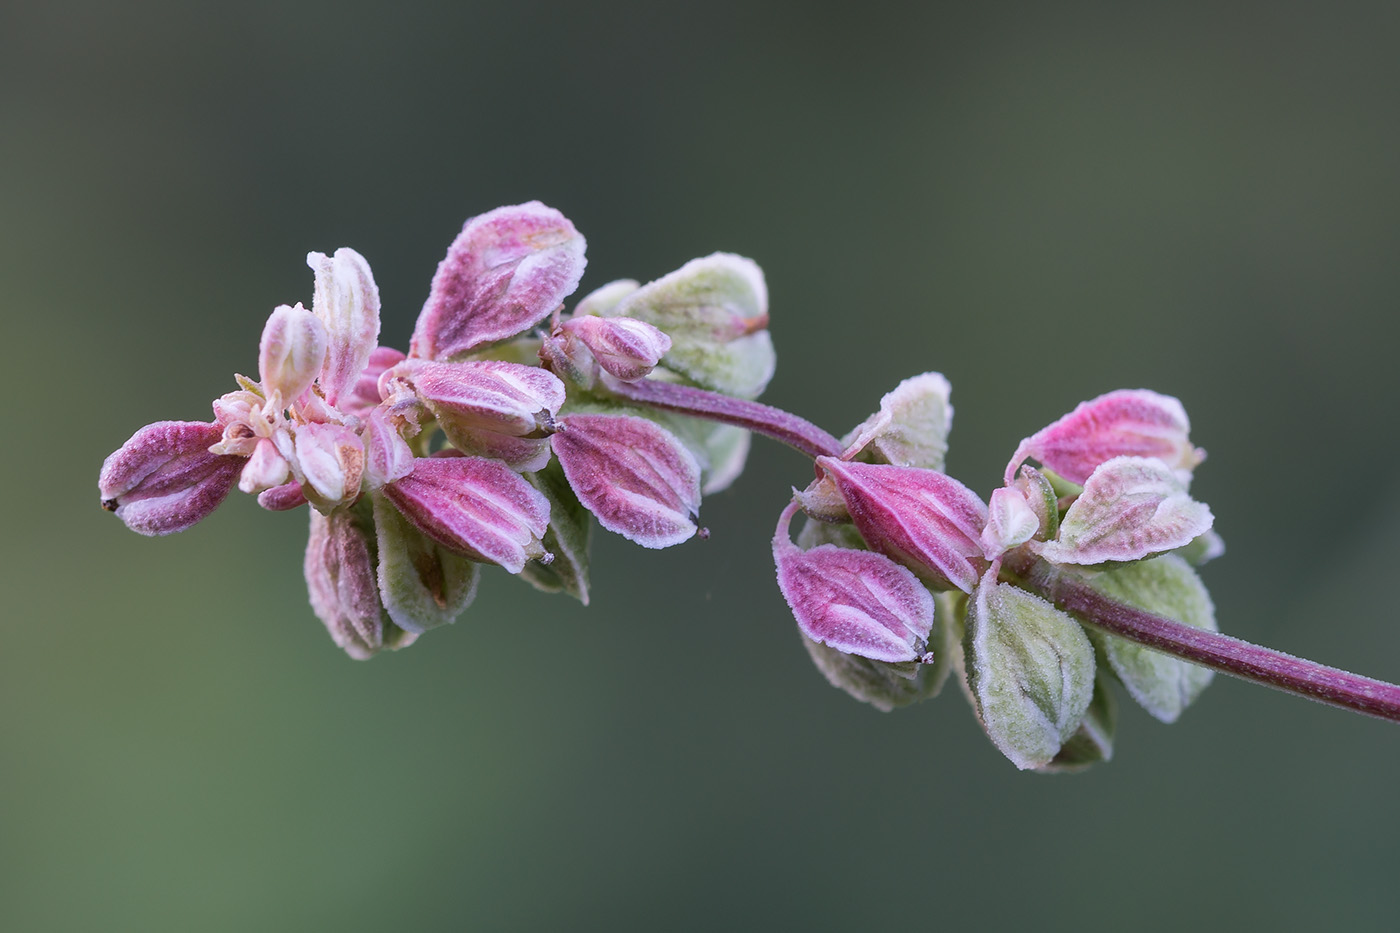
1071,555,1217,723
373,493,481,635
841,372,953,471
519,462,593,605
964,577,1096,770
599,254,776,399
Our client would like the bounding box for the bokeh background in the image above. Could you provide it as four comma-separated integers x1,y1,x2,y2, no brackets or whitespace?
5,1,1400,929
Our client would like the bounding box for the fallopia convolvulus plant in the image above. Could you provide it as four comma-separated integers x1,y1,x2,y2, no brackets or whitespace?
101,201,1400,770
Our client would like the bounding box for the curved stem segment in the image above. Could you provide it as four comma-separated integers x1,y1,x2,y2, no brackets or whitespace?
1010,553,1400,723
607,377,843,460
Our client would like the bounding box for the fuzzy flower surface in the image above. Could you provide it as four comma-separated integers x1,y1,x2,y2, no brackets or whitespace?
774,378,1221,771
101,202,775,657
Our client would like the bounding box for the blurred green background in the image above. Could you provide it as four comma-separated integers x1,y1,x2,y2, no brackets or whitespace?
4,1,1399,929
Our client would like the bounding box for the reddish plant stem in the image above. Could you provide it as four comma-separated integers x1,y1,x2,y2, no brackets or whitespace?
622,378,1400,723
1006,552,1400,723
606,376,843,460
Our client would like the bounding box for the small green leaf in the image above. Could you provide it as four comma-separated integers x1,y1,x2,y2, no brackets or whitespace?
1040,467,1083,500
965,578,1096,770
372,493,480,635
1174,529,1226,567
650,412,753,495
1073,554,1216,723
520,460,593,604
574,279,640,318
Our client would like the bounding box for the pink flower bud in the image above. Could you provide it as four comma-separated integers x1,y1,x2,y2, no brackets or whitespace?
258,481,307,511
258,303,328,405
816,457,988,593
99,421,243,535
410,202,587,361
1034,456,1214,565
396,359,566,472
293,422,366,511
307,247,381,407
551,413,702,549
382,457,551,573
400,360,565,437
1004,389,1205,486
304,509,392,660
559,315,671,382
773,503,934,663
238,437,291,494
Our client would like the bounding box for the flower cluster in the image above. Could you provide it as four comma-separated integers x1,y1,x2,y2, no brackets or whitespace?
100,199,1400,767
100,202,775,658
775,379,1222,771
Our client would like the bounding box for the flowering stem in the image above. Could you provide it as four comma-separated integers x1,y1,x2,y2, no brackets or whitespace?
606,377,843,459
1007,552,1400,723
623,380,1400,723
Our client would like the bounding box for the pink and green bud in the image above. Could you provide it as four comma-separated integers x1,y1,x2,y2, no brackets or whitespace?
550,413,701,549
1005,389,1205,486
100,421,243,535
773,503,934,663
559,314,671,382
410,202,587,361
981,486,1040,560
604,253,775,399
293,422,367,512
1035,456,1214,565
815,457,988,593
307,247,381,407
258,303,328,405
382,456,551,573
